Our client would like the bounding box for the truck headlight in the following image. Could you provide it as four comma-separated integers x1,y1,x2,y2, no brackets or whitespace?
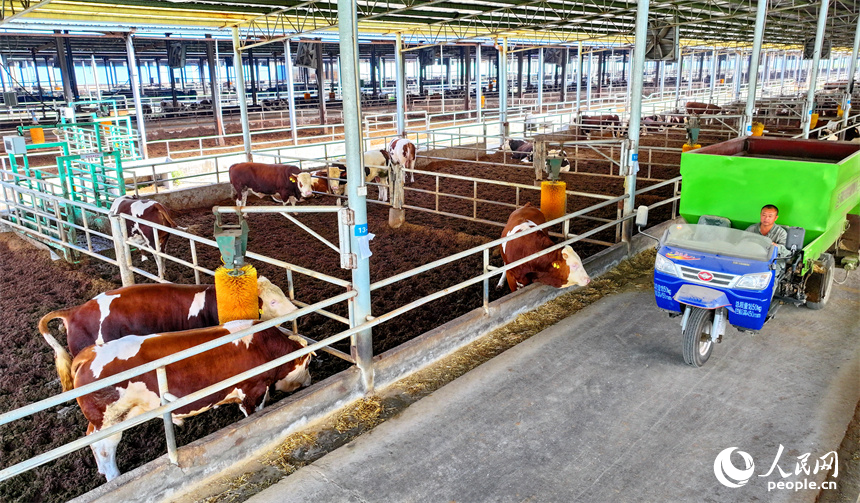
655,253,679,277
735,272,772,290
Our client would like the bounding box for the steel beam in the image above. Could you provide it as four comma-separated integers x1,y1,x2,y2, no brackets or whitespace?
283,40,298,145
840,16,860,137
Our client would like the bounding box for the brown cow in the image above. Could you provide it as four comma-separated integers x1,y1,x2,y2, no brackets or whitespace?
109,196,184,277
581,114,621,138
388,138,417,183
228,163,313,206
498,203,590,292
685,101,722,115
38,278,297,391
72,320,312,481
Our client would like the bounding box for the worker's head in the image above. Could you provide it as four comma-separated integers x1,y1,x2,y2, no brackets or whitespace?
760,204,779,227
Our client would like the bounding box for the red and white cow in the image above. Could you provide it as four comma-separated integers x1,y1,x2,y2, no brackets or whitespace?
109,196,185,277
72,319,312,481
581,114,621,138
310,166,342,196
388,138,417,183
228,163,313,206
497,203,590,292
39,277,297,392
685,101,722,115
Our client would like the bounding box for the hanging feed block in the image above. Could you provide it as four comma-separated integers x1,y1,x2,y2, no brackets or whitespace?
810,113,819,130
540,180,567,222
30,127,45,144
837,105,844,118
751,123,764,137
681,143,702,152
215,264,259,324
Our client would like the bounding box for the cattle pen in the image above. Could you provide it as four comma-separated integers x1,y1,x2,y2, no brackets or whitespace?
1,0,859,500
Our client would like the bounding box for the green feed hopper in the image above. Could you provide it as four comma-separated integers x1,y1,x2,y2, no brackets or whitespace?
679,137,860,269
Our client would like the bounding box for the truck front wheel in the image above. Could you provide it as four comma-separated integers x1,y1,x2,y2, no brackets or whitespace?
683,307,714,367
806,253,835,310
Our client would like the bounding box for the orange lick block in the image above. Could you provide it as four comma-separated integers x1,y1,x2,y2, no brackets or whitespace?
540,180,567,222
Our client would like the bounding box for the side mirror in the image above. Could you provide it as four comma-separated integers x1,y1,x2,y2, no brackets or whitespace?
635,205,649,227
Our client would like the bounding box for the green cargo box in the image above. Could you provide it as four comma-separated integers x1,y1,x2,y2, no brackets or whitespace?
679,137,860,268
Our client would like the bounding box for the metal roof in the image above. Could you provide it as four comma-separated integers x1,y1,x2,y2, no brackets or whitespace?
0,0,857,52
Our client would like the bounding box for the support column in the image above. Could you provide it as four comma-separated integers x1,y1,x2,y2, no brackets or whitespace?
248,47,257,106
54,31,74,102
284,40,298,145
780,50,787,95
576,43,583,114
63,35,79,99
205,35,225,144
660,60,666,100
125,35,149,159
90,55,101,100
740,0,768,137
166,39,178,108
232,27,252,161
315,39,327,128
733,52,743,102
516,50,524,99
709,49,717,102
394,33,406,135
537,47,544,107
622,0,649,243
840,16,860,136
586,49,593,111
337,0,374,393
499,38,508,138
32,50,43,101
803,0,831,139
476,44,483,121
463,45,471,111
674,52,683,110
560,47,569,103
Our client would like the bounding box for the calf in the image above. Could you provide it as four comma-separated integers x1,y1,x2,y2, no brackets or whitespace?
73,320,312,481
310,166,343,196
228,163,313,206
109,196,184,278
502,138,534,162
580,115,621,138
388,138,418,183
497,203,590,292
39,277,297,391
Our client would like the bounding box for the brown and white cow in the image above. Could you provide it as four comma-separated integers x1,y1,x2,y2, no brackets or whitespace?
497,203,590,292
685,101,722,115
39,277,297,392
109,196,184,277
388,138,417,183
581,114,621,138
333,150,393,202
72,319,312,481
310,166,343,196
228,163,313,206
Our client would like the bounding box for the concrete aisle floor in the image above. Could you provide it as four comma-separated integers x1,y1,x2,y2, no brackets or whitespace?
248,271,860,503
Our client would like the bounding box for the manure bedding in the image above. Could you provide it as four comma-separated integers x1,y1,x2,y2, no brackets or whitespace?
0,151,680,502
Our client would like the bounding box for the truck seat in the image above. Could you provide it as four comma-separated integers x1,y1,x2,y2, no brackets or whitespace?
697,215,732,227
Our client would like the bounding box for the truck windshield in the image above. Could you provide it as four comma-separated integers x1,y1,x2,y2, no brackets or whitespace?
663,223,774,262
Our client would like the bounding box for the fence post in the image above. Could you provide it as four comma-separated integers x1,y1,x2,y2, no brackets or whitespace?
156,367,179,465
109,214,135,286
